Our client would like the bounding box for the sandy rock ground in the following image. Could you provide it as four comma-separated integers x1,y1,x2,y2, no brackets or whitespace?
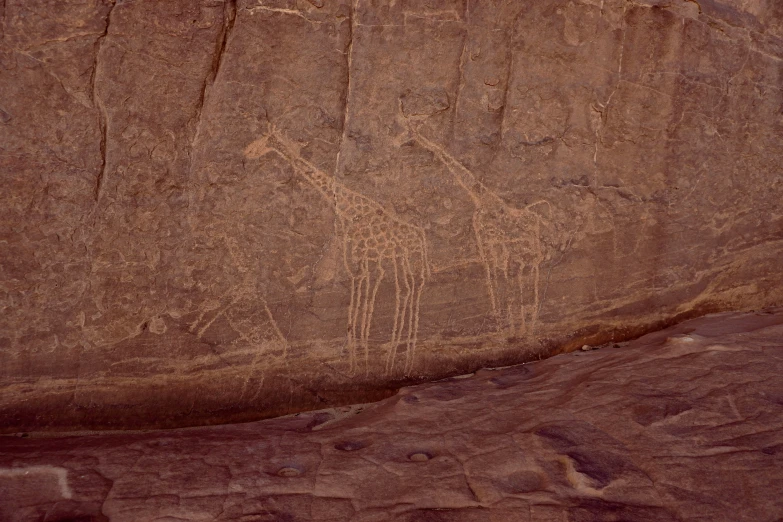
2,308,782,521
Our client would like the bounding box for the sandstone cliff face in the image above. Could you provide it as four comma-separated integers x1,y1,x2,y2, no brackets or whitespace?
1,0,782,431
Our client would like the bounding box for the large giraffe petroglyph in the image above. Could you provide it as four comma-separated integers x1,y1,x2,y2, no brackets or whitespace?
403,118,555,337
247,127,430,377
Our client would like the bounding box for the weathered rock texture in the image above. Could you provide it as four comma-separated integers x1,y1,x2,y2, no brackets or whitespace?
1,0,782,431
2,309,782,521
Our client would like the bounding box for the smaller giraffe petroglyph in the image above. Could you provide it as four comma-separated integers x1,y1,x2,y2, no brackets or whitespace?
401,109,556,337
247,126,430,376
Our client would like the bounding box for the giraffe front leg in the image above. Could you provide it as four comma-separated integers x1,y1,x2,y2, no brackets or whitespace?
403,253,426,376
363,259,385,377
499,243,518,336
347,273,358,375
402,255,419,376
358,257,371,376
488,244,512,335
357,258,372,376
475,232,500,321
347,260,368,376
515,260,542,338
394,255,413,377
530,261,541,335
515,265,527,338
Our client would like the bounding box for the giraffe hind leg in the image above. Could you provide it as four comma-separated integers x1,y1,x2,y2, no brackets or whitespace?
404,254,425,376
497,244,516,336
516,267,526,338
487,244,509,334
346,274,357,373
346,273,357,374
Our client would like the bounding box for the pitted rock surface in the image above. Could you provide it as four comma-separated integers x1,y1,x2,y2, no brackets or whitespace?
1,309,782,521
2,0,783,430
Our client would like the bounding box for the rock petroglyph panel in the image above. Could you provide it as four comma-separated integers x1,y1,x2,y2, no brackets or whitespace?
1,0,782,431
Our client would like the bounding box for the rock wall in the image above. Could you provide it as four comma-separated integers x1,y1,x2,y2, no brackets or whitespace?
1,0,782,431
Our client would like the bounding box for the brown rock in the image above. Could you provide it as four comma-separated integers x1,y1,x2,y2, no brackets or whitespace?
1,0,782,431
1,309,782,521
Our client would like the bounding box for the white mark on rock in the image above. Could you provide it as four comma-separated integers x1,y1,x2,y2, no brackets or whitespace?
0,466,73,499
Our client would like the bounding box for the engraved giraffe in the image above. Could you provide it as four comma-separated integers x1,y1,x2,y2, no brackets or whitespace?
248,127,430,377
404,120,553,337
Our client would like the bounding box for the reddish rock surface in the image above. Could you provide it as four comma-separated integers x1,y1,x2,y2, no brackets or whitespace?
2,0,782,430
2,309,782,521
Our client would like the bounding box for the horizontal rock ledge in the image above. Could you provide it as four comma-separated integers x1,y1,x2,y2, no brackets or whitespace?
2,309,782,521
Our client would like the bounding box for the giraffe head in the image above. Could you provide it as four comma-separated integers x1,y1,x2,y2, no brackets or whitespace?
243,134,274,160
393,95,424,148
243,124,302,163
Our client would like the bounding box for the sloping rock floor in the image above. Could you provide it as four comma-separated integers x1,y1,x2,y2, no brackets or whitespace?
1,309,782,522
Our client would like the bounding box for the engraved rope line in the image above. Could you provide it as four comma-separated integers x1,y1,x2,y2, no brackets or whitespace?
401,111,555,337
184,286,286,402
248,126,430,377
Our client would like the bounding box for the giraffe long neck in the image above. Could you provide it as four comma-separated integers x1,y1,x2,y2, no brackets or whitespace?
268,133,337,200
299,165,337,197
411,130,489,204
